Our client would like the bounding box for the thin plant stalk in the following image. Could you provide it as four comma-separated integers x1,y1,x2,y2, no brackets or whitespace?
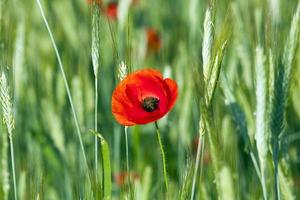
117,62,131,197
1,125,9,200
261,162,268,200
9,134,17,200
92,1,100,182
198,137,205,184
273,140,280,200
190,141,201,200
94,77,98,181
202,114,221,196
190,121,205,200
0,73,17,200
36,0,90,181
125,126,130,175
124,126,132,197
250,152,262,183
155,121,169,193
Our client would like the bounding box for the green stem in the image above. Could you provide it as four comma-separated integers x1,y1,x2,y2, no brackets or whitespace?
198,136,205,187
9,134,17,200
261,166,267,200
36,0,90,183
100,136,112,200
125,126,130,174
155,122,169,193
190,121,205,200
273,139,280,200
250,152,262,183
201,112,221,197
94,77,98,182
124,126,132,198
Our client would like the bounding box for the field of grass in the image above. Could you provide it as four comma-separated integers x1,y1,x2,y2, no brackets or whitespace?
0,0,300,199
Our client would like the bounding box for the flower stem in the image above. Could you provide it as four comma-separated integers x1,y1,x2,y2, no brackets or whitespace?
155,122,169,193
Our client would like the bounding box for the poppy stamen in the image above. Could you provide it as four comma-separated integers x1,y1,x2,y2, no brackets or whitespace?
142,97,159,112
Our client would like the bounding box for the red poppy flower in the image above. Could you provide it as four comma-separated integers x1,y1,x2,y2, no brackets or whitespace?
112,69,178,126
114,172,139,187
105,2,118,20
147,28,161,53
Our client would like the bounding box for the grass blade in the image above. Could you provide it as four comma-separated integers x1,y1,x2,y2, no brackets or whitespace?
35,0,90,184
95,133,112,200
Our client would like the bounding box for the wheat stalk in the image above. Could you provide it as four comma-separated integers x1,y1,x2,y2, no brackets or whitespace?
255,46,268,200
1,118,9,200
117,61,132,197
270,4,300,200
92,1,100,183
191,8,214,199
0,72,17,200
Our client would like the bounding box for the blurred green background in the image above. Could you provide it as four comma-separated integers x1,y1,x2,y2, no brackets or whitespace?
0,0,300,199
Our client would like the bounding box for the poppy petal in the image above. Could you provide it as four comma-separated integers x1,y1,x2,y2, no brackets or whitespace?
124,69,169,112
112,81,136,126
164,78,178,110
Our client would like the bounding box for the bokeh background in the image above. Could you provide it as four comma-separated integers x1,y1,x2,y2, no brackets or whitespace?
0,0,300,199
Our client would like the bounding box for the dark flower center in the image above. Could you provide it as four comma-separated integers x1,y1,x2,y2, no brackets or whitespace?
142,97,159,112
